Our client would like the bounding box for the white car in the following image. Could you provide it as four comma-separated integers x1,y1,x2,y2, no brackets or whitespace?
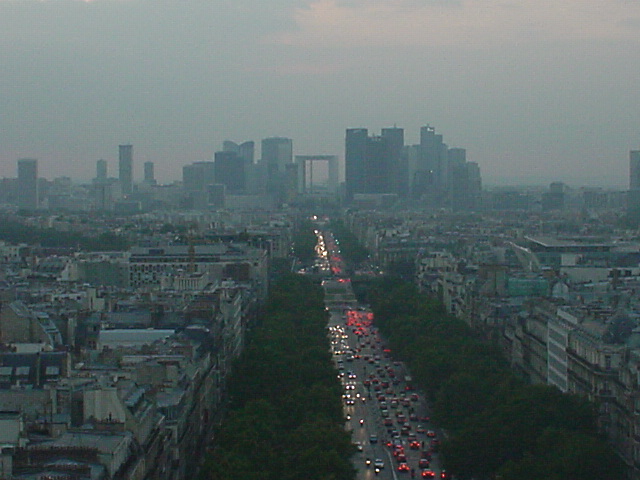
374,459,385,469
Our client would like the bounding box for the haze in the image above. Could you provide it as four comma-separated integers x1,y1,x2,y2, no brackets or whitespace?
1,0,639,187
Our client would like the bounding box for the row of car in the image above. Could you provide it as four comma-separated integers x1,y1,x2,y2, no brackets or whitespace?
341,308,452,479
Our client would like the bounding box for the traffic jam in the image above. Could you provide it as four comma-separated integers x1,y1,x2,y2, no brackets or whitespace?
319,224,449,479
328,301,450,480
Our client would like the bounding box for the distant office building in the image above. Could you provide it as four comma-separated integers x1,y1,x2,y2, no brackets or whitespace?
345,128,399,200
382,127,405,196
96,159,108,181
542,182,566,211
214,151,246,193
345,128,368,200
448,148,483,211
628,150,640,221
183,161,215,193
365,135,395,194
261,137,292,194
223,140,255,164
630,151,640,190
262,137,292,173
448,148,466,166
183,161,215,209
415,126,448,198
93,180,121,211
17,158,38,210
207,184,226,208
119,145,133,195
143,161,155,185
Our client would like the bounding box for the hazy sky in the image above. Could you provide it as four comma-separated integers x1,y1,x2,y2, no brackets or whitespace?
1,0,639,187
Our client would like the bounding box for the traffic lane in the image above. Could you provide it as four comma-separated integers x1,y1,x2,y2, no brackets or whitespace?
347,389,395,480
353,359,442,476
335,306,438,479
341,338,395,479
353,354,404,477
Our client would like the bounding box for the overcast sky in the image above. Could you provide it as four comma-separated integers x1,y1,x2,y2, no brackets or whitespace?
1,0,639,187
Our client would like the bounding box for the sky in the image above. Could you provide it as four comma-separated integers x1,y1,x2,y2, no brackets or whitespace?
1,0,639,187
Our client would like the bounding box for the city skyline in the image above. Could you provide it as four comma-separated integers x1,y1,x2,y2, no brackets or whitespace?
1,0,639,187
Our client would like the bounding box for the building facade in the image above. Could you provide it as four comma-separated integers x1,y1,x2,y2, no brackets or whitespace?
17,158,38,211
119,144,133,195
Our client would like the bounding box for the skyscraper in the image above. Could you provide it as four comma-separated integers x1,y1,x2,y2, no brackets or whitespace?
411,126,448,200
261,137,292,193
223,140,255,164
382,127,405,196
214,151,246,193
143,161,155,185
119,145,133,195
345,128,368,200
345,128,399,200
183,161,216,193
17,158,39,210
261,137,292,173
630,150,640,190
96,159,108,181
628,150,640,221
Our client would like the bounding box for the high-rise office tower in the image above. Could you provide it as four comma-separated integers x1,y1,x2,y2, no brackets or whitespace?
345,128,368,200
448,148,466,166
238,141,255,165
183,161,216,193
261,137,292,173
119,144,133,195
96,159,108,181
345,128,399,199
382,127,405,196
214,151,246,193
630,151,640,190
628,150,640,221
412,126,448,199
143,161,155,185
364,135,394,194
223,140,255,164
261,137,292,193
183,161,215,210
419,126,448,188
17,158,38,210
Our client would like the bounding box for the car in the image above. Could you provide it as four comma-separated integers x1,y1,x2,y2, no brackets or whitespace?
410,440,421,450
374,459,385,469
421,469,435,478
426,430,436,438
397,462,410,472
354,441,363,452
416,425,426,434
369,434,378,444
418,458,430,468
440,471,451,480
